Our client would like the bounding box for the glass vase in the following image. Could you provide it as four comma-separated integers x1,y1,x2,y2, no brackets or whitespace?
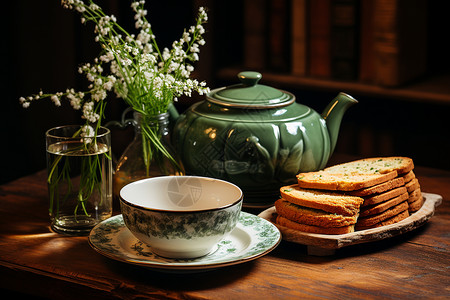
113,111,185,199
46,125,113,235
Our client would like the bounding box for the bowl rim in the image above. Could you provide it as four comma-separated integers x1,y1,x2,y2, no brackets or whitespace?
119,175,243,213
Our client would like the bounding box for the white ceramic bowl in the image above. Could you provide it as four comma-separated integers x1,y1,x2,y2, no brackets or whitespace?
120,176,243,258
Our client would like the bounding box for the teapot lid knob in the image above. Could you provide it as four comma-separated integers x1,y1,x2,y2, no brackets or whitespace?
207,71,295,108
238,71,262,86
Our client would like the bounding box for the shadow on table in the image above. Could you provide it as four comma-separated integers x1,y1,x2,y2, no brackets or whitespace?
103,254,257,291
269,223,430,263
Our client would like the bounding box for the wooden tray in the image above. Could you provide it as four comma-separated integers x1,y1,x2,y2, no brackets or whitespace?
258,192,442,256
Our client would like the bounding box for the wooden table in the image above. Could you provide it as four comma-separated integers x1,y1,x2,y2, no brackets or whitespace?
1,159,449,299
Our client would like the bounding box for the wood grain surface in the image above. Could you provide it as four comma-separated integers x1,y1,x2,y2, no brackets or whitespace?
0,161,449,299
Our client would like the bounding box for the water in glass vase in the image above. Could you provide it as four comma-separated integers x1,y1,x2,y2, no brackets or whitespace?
47,141,112,235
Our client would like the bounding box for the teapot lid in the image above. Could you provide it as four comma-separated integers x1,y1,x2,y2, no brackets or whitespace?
206,71,295,108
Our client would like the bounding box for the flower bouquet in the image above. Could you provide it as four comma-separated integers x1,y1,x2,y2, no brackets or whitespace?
20,0,209,232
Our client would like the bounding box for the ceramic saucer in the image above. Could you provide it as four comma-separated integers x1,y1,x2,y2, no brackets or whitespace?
88,212,281,272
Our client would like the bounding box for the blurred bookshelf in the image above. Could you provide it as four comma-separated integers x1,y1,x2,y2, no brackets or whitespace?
204,0,450,105
216,68,450,105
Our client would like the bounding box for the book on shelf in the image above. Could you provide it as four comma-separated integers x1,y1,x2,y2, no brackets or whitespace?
308,0,331,78
243,0,267,71
239,0,428,90
291,0,308,76
268,0,291,72
358,0,376,83
330,0,359,80
373,0,427,87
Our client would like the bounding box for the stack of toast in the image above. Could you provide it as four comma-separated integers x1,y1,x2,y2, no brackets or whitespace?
275,157,423,234
276,186,364,234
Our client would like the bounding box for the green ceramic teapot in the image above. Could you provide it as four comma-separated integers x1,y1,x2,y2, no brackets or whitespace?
170,71,357,206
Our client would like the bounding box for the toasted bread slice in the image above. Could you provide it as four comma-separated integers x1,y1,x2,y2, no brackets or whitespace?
324,156,414,175
356,201,409,227
406,178,420,193
296,170,398,191
360,192,409,217
275,198,359,228
356,210,410,230
276,215,355,234
362,186,408,206
280,184,364,216
408,187,422,204
401,170,415,183
349,177,405,196
409,195,424,213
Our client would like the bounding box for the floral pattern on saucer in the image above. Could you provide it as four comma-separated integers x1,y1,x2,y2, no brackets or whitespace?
88,212,281,270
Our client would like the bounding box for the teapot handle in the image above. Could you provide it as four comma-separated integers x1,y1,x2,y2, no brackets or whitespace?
105,107,137,129
103,107,137,171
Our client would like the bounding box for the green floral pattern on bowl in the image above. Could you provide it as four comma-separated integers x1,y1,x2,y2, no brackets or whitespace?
121,201,241,240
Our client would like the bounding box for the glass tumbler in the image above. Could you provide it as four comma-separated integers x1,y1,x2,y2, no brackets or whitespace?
46,125,112,235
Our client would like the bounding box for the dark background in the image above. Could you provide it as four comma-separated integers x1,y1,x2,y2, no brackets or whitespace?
3,0,197,184
3,0,450,184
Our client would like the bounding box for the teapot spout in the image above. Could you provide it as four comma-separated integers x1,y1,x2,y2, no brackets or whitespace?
322,92,358,155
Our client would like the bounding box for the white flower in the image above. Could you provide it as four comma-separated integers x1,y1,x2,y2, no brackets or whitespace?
191,43,200,53
162,48,171,61
182,32,191,43
81,124,95,145
20,0,209,131
82,101,100,122
81,124,95,138
67,91,82,110
20,96,31,108
89,3,100,11
100,51,114,63
103,76,116,91
199,7,208,21
137,30,151,45
51,95,61,106
131,2,139,10
197,24,205,35
76,5,85,13
142,53,156,64
143,70,154,81
86,73,95,82
92,89,107,102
